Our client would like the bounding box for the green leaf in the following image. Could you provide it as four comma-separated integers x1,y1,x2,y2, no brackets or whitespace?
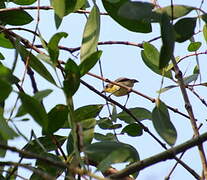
203,24,207,43
79,50,102,76
64,0,86,15
201,14,207,24
81,118,96,146
174,18,197,42
102,0,152,33
97,118,122,130
66,133,74,155
155,5,194,20
85,141,139,174
187,42,202,52
111,104,117,122
142,42,159,67
44,105,68,134
94,133,117,142
23,135,67,153
12,0,37,5
38,34,49,52
156,85,177,94
201,14,207,23
0,79,12,102
152,99,177,146
48,32,68,64
80,117,96,128
33,89,53,101
54,14,63,29
121,123,143,137
0,2,5,8
0,64,19,84
36,54,52,66
183,74,198,85
0,52,5,60
97,118,113,130
0,134,7,157
52,0,66,19
63,60,80,97
159,13,175,69
52,0,86,28
63,104,103,128
118,1,154,21
0,174,5,180
80,5,100,62
193,65,200,74
0,10,33,25
33,153,64,178
117,107,152,124
16,44,56,85
0,109,18,140
165,56,180,72
0,33,14,49
52,0,86,17
66,118,96,153
16,89,52,117
19,118,30,121
75,104,103,122
141,42,172,78
19,92,48,130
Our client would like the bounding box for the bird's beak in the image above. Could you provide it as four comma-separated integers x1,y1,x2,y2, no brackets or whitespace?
133,79,139,83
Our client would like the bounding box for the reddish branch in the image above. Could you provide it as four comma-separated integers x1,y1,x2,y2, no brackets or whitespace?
0,6,108,15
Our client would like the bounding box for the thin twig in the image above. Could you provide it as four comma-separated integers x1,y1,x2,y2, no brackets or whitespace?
0,6,108,15
165,123,203,180
0,161,55,180
6,27,40,36
0,25,44,54
187,87,207,108
178,51,207,64
0,143,108,180
51,135,67,161
171,55,207,179
0,169,28,180
80,80,200,178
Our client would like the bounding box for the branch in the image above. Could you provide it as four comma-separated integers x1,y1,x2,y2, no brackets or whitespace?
87,72,190,120
171,55,207,178
187,86,207,108
0,169,28,180
0,143,68,169
0,6,108,15
0,25,44,55
165,123,203,180
110,132,207,179
0,144,109,180
178,51,207,64
0,161,55,180
80,80,199,178
34,40,144,54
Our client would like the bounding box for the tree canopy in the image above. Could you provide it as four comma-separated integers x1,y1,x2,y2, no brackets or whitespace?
0,0,207,179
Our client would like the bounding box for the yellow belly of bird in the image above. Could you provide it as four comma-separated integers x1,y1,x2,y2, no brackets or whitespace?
105,85,129,97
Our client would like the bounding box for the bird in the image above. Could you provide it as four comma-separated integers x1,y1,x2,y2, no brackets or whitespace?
102,77,138,106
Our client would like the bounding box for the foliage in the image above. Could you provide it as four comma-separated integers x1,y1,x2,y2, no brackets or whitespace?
0,0,207,179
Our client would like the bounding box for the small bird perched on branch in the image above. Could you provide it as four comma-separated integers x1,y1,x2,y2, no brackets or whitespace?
102,77,139,106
